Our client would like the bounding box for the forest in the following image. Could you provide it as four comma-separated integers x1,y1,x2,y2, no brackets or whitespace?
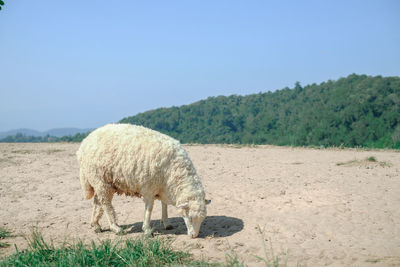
2,74,400,148
120,74,400,148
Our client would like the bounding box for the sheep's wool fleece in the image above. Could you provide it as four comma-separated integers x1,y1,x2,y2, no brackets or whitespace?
77,124,205,209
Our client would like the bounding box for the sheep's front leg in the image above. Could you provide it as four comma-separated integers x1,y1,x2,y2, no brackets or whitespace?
142,199,154,236
161,202,173,230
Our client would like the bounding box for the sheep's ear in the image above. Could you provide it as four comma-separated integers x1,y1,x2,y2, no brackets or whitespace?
177,203,188,209
205,199,211,205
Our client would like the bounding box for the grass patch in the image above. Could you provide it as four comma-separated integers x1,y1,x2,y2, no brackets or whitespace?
0,157,16,165
365,258,381,263
217,143,259,149
1,231,189,266
10,149,34,154
253,226,287,267
336,156,392,168
0,230,243,266
336,159,358,166
0,228,12,248
291,162,303,165
44,149,65,154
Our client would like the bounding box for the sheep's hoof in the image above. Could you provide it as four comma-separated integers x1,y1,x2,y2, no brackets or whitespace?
165,225,173,230
92,224,102,233
110,225,123,235
143,228,154,237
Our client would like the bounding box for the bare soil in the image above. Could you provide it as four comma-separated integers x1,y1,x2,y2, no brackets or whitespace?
1,143,399,266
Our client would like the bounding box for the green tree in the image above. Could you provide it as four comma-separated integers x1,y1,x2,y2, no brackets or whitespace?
119,74,400,148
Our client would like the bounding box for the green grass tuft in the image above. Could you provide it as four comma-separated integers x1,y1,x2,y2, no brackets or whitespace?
0,229,244,266
253,226,287,267
0,228,12,248
336,159,357,166
1,232,189,266
336,156,392,168
0,228,11,239
10,149,34,154
45,149,65,154
365,258,381,263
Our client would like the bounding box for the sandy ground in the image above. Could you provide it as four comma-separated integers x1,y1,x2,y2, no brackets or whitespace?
0,143,400,266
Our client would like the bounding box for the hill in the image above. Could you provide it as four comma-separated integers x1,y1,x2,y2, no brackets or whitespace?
0,129,43,139
120,74,400,148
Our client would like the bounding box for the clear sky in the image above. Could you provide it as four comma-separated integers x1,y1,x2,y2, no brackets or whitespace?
1,1,399,131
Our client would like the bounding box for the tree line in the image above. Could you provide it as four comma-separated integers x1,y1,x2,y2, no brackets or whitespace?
2,74,400,148
0,132,88,143
120,74,400,149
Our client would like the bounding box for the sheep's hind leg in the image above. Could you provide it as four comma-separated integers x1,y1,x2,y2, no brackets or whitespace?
142,199,154,236
91,194,103,233
161,202,173,230
100,191,123,234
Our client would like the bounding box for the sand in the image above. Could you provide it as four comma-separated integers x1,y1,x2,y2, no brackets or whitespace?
0,143,399,266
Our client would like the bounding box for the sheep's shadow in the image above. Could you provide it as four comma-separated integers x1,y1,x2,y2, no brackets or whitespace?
121,215,243,238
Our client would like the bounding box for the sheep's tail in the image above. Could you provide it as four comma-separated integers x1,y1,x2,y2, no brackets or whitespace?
80,173,94,199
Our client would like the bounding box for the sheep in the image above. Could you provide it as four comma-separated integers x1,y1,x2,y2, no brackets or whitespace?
76,123,210,238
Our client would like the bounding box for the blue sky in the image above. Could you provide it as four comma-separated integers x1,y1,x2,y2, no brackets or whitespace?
1,1,399,131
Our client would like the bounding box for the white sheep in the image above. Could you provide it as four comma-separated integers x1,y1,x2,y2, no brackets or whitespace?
76,123,210,238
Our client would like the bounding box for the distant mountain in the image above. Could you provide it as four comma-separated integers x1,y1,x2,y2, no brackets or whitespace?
0,128,43,139
120,74,400,148
0,128,92,139
45,128,93,137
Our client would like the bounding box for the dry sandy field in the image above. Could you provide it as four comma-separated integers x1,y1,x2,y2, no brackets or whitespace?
0,143,399,266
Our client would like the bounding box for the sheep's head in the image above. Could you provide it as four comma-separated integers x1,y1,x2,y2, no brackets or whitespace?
178,199,211,238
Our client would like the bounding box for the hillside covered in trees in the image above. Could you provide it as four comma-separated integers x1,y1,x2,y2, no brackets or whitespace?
120,74,400,148
2,74,399,148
